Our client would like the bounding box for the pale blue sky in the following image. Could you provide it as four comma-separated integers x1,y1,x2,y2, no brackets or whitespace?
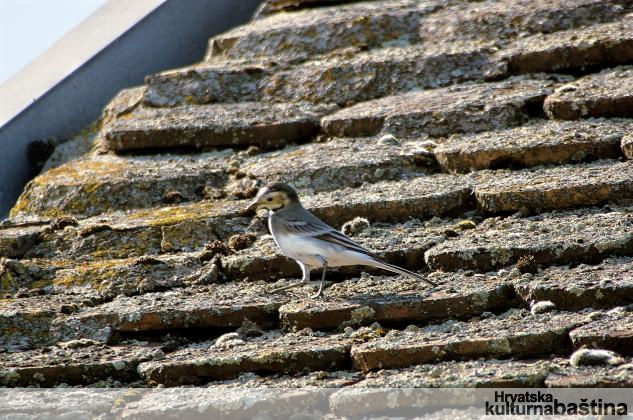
0,0,107,84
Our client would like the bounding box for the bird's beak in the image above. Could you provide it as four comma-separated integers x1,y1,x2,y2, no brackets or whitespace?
246,199,259,213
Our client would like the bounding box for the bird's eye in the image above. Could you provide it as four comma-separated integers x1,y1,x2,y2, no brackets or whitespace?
267,197,273,201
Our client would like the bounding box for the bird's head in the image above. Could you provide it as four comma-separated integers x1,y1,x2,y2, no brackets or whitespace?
247,182,300,212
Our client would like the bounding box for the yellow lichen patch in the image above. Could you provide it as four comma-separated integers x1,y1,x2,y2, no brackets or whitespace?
283,149,307,159
52,257,137,289
8,185,36,217
0,273,19,294
31,159,127,188
10,157,129,217
87,229,162,260
8,255,158,290
126,200,244,227
453,220,477,230
184,95,199,104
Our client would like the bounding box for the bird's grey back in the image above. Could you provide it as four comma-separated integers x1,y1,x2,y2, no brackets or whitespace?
270,202,334,236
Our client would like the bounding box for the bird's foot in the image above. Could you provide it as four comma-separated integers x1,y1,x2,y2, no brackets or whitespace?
310,288,324,299
269,279,328,298
310,281,326,299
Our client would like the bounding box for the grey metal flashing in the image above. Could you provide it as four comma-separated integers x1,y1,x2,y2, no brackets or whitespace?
0,0,261,217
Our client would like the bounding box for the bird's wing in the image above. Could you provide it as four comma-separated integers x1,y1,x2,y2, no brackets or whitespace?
314,229,372,256
279,212,372,256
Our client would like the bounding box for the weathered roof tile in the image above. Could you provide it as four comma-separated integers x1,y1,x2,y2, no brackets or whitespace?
435,119,628,173
207,0,437,62
419,0,633,44
0,342,158,386
138,332,351,385
350,359,551,388
279,274,513,329
236,136,437,192
500,15,633,74
104,102,336,151
351,310,585,370
474,160,633,212
0,225,43,258
146,42,504,108
260,43,503,106
321,78,553,138
515,258,633,310
10,153,230,218
425,207,633,271
544,65,633,120
569,310,633,354
64,283,284,335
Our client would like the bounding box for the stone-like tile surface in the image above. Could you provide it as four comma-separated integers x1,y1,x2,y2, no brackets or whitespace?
14,133,442,221
500,16,633,74
545,360,633,387
206,0,438,62
304,175,473,226
263,43,503,106
322,78,553,139
0,225,43,258
425,207,633,272
104,102,335,151
207,370,362,388
515,258,633,310
103,86,145,123
40,254,204,298
355,359,551,387
24,201,250,260
435,119,628,173
205,358,568,388
570,309,633,355
236,136,437,193
544,66,633,120
143,61,273,107
13,171,473,263
10,153,231,218
279,273,513,329
0,342,159,386
0,258,58,294
351,310,585,370
419,0,632,44
0,295,83,351
65,283,284,335
146,43,503,108
474,160,633,213
138,332,351,385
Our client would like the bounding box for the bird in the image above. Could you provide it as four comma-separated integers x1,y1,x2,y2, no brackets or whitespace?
247,182,437,298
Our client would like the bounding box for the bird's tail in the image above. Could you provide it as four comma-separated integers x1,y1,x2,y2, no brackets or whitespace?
370,260,437,287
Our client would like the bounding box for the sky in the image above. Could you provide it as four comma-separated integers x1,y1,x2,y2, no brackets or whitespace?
0,0,107,84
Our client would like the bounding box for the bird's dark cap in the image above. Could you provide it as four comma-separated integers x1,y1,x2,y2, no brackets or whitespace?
261,182,299,201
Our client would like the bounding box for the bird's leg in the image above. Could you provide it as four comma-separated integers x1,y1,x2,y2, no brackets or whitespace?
311,256,328,299
270,262,311,293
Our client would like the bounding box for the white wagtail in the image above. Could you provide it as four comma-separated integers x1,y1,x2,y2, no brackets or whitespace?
247,182,437,298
